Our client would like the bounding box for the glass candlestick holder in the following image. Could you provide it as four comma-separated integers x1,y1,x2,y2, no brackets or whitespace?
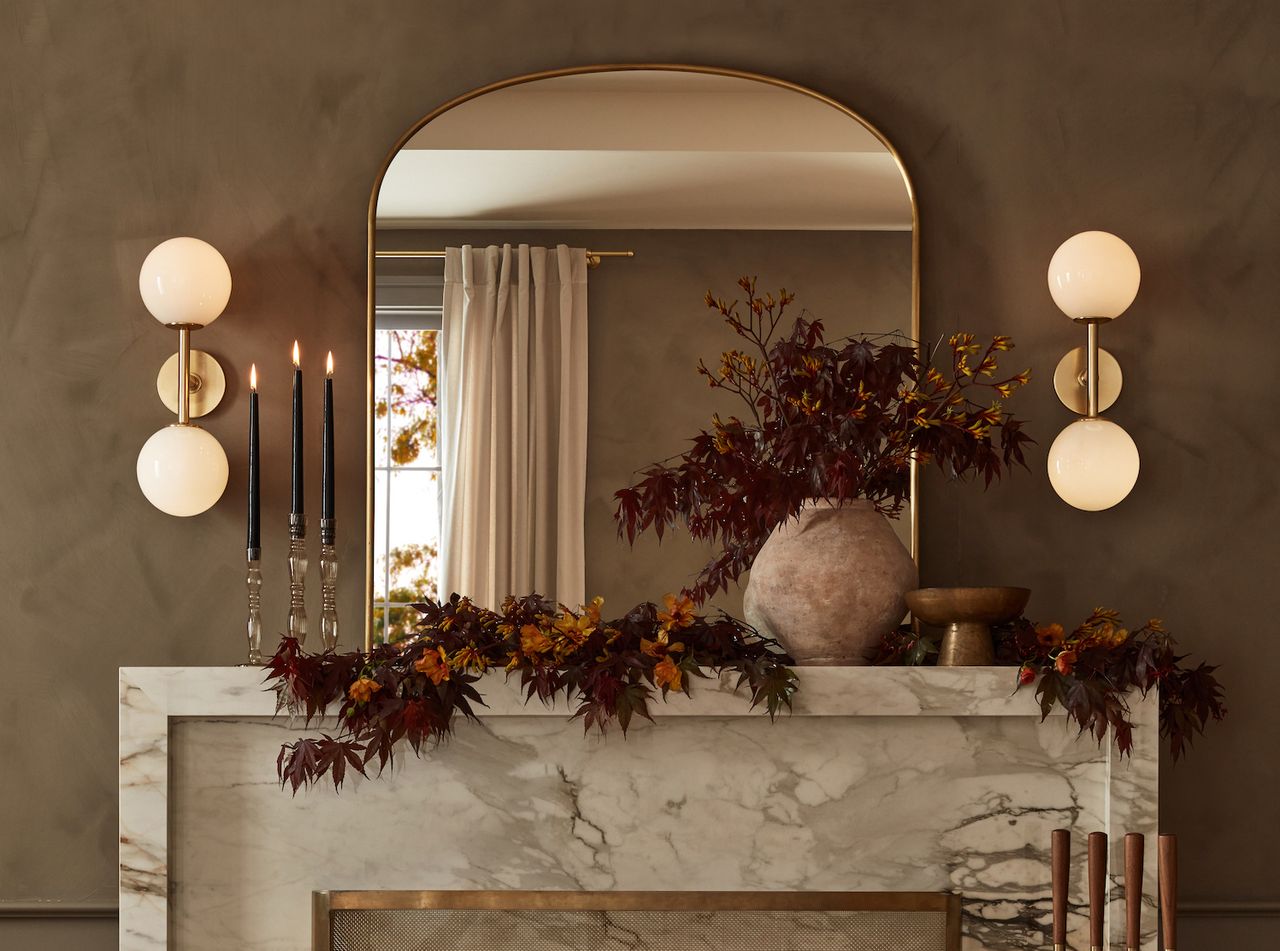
245,546,262,665
288,513,308,644
319,517,337,651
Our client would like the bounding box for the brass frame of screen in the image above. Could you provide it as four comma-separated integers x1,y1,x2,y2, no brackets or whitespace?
364,64,922,650
313,889,961,951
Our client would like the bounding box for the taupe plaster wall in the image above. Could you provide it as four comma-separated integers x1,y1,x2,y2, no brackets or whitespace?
2,1,1276,946
377,227,913,617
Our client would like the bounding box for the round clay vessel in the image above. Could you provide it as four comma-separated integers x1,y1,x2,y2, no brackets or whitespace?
743,499,917,665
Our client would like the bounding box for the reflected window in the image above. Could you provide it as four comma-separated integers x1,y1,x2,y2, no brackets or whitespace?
373,275,442,643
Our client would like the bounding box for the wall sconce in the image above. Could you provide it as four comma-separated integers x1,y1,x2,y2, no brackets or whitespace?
135,237,231,516
1045,230,1141,511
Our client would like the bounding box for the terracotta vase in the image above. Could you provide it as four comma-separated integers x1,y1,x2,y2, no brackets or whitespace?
743,499,917,665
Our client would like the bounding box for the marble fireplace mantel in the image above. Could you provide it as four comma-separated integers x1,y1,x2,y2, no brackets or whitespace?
120,665,1158,951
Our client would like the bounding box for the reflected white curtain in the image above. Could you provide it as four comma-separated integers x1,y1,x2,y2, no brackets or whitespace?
439,244,588,609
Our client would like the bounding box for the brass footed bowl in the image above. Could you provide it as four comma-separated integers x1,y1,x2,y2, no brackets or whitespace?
904,586,1031,666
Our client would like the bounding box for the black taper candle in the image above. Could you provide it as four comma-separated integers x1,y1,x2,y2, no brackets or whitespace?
247,365,260,551
291,341,303,516
321,352,334,527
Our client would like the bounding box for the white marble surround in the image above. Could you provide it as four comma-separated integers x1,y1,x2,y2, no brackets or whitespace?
120,666,1158,951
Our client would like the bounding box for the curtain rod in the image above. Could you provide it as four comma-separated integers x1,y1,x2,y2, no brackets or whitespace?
376,250,635,269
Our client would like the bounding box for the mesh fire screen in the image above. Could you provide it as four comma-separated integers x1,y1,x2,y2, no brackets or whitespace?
314,891,961,951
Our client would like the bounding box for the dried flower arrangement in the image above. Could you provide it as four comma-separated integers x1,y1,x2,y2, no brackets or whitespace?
613,278,1033,602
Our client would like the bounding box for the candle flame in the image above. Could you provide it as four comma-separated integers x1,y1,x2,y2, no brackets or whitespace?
250,363,257,390
292,340,300,367
326,351,334,375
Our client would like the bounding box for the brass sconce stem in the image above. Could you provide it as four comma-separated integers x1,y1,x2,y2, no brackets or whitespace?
176,325,192,424
1085,320,1100,419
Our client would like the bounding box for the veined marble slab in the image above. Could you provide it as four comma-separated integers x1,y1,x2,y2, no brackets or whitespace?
120,666,1158,951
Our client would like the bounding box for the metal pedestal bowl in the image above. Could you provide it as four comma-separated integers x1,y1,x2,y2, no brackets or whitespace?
904,587,1031,666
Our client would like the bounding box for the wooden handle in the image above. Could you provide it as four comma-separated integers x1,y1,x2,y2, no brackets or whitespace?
1052,828,1071,945
1159,834,1177,950
1088,831,1107,948
1125,833,1145,949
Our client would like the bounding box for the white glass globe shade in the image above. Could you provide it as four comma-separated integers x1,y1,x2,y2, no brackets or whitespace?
136,424,229,516
1047,230,1140,320
1047,417,1140,511
138,237,232,327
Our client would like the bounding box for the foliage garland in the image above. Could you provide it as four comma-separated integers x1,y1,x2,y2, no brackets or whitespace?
874,608,1226,760
266,593,797,792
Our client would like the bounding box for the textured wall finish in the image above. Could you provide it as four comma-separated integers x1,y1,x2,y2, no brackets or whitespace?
1,1,1276,948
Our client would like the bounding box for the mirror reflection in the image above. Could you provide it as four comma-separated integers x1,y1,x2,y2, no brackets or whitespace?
371,68,915,642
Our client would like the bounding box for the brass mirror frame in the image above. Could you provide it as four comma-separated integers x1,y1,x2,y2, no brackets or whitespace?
364,63,921,650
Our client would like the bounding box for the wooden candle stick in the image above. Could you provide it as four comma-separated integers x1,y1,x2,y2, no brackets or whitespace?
1125,833,1145,951
1159,833,1178,951
1052,828,1071,951
1088,831,1107,951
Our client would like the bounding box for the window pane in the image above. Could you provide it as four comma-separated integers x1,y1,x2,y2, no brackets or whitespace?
372,605,420,646
379,603,421,645
386,469,440,604
373,468,389,600
386,328,439,467
373,330,392,464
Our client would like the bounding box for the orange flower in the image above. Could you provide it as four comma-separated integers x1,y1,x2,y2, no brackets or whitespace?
348,676,381,704
1055,649,1078,676
653,655,682,692
1018,665,1037,686
641,628,686,658
554,609,596,647
658,594,696,631
520,623,553,655
1036,623,1065,648
414,646,450,685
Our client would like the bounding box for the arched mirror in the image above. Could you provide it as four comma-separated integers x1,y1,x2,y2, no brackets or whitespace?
366,65,918,647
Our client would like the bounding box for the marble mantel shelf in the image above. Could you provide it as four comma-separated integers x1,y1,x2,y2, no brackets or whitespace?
120,665,1158,951
124,663,1064,720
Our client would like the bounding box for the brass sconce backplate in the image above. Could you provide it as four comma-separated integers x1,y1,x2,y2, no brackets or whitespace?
1053,345,1122,416
157,349,226,418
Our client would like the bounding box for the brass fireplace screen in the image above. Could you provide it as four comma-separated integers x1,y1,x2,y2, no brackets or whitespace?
313,890,962,951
